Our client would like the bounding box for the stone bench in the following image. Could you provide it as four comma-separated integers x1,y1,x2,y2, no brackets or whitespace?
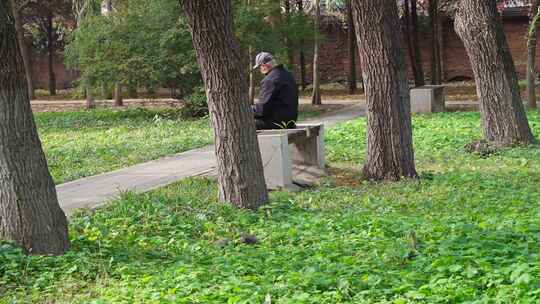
257,123,325,190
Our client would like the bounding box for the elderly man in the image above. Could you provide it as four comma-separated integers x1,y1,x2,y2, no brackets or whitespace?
252,52,299,130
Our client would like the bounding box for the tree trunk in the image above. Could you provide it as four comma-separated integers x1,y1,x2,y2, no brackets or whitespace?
526,0,540,108
114,82,123,106
454,0,534,145
404,0,425,87
410,0,425,86
46,10,56,96
284,0,294,69
311,0,321,105
180,0,268,209
346,0,357,94
9,0,35,100
430,0,443,85
85,86,95,109
248,46,256,104
352,0,417,181
297,0,307,91
0,2,69,255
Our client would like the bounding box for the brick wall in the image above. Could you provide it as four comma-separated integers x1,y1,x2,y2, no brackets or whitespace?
30,49,79,90
294,15,538,85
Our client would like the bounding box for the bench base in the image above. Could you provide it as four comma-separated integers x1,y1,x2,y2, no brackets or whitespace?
257,123,325,190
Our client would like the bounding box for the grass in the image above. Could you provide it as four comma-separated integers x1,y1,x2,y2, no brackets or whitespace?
36,108,214,184
2,111,540,303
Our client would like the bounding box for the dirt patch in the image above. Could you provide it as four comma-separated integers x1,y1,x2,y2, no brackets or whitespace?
327,165,365,187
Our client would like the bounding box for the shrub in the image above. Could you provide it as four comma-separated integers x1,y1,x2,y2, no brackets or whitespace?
181,88,208,118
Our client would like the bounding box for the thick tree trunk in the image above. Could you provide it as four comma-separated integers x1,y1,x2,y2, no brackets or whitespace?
526,0,540,108
9,0,34,100
311,0,321,105
454,0,534,145
114,82,123,106
180,0,268,209
429,0,442,85
352,0,417,181
46,11,56,96
346,0,357,94
297,0,307,91
0,2,69,255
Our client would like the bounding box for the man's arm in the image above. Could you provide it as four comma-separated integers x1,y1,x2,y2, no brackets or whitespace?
252,79,277,118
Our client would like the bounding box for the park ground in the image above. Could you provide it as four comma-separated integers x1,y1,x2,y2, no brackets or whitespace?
1,85,540,303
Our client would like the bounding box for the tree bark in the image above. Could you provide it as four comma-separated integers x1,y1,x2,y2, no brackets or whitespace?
404,0,425,87
297,0,307,91
284,0,294,69
9,0,35,100
311,0,321,105
454,0,534,145
526,0,540,108
180,0,268,209
352,0,417,181
429,0,442,85
46,10,56,96
346,0,357,94
114,82,123,106
85,86,95,109
0,2,69,255
410,0,425,86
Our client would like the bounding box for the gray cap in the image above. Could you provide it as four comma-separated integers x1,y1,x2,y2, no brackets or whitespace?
253,52,274,69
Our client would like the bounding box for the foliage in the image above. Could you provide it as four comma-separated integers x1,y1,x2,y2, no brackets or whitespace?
34,108,213,184
2,111,540,302
180,88,209,118
64,0,200,92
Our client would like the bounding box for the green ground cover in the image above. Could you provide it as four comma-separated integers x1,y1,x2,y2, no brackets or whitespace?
2,111,540,303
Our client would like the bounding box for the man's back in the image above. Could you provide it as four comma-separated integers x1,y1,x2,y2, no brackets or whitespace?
253,65,299,129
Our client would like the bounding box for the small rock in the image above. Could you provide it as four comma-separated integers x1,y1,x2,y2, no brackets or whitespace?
240,234,259,245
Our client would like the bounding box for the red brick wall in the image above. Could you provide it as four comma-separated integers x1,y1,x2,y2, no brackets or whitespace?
30,49,79,90
295,16,538,85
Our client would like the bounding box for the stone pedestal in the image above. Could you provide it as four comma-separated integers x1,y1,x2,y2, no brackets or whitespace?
257,124,325,190
410,85,445,113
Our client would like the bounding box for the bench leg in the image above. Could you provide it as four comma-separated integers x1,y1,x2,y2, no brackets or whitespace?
258,134,293,189
290,124,325,169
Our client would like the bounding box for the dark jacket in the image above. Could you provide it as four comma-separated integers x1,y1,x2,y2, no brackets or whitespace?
252,65,298,127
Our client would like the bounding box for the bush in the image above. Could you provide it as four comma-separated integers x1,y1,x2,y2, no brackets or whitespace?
181,89,208,118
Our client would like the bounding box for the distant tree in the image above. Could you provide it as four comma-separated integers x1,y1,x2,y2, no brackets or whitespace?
403,0,425,87
429,0,443,85
66,0,201,102
22,0,73,96
454,0,534,145
9,0,35,99
1,0,69,255
352,0,417,180
180,0,269,209
526,0,540,108
312,0,321,105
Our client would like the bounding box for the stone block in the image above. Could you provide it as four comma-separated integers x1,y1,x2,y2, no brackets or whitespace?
410,85,445,113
